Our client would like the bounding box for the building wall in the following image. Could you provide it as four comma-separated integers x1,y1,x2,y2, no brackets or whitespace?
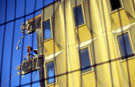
40,0,135,87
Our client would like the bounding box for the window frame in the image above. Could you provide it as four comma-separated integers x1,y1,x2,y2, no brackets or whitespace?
78,46,93,74
116,31,134,60
73,4,86,28
108,0,124,12
45,60,56,85
42,18,53,41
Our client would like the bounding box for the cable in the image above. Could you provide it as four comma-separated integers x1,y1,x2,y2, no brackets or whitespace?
3,74,18,87
32,70,38,82
16,34,26,50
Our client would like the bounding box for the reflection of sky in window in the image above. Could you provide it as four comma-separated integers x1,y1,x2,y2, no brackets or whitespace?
47,62,55,84
74,5,84,27
0,0,56,87
80,48,91,72
43,19,51,39
118,33,132,58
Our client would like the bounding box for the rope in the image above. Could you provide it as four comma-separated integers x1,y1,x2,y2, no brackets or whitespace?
3,74,18,87
32,70,38,82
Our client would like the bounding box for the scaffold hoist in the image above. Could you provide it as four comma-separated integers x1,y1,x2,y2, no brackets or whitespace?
16,15,42,75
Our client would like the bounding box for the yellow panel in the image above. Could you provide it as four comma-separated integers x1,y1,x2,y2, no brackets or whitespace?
44,39,60,55
121,58,135,87
82,72,95,87
111,9,130,28
47,83,59,87
28,14,41,23
75,25,95,43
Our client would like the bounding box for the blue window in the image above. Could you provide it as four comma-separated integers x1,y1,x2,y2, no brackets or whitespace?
46,61,55,84
118,33,133,58
74,5,84,27
43,19,52,40
79,48,91,72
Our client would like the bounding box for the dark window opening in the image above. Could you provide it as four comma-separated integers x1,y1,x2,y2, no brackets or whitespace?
73,5,84,27
118,33,133,59
110,0,122,11
46,61,55,84
43,19,52,40
79,48,91,72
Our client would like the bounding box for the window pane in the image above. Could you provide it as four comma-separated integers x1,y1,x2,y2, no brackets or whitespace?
43,19,51,39
74,5,84,27
118,33,132,58
79,48,91,72
110,0,121,11
47,61,55,84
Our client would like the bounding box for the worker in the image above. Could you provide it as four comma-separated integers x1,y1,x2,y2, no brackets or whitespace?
26,45,33,60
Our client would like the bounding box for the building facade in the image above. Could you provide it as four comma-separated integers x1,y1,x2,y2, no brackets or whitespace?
21,0,135,87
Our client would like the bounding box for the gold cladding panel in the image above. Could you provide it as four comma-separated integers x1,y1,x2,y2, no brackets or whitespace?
121,58,135,87
44,39,60,55
75,25,95,43
82,72,95,87
111,9,130,29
